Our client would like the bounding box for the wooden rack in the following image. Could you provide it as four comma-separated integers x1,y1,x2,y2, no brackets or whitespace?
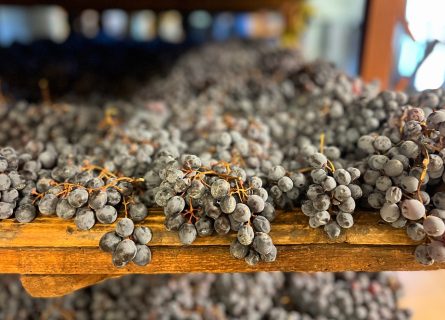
0,208,440,297
0,0,424,298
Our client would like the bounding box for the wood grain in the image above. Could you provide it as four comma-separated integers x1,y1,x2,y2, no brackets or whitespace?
0,245,440,275
0,209,417,248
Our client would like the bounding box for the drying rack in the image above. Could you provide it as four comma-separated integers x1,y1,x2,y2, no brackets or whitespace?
0,0,420,298
0,208,438,297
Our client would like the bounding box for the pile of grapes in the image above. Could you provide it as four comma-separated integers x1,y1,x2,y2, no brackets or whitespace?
1,40,445,267
0,272,411,320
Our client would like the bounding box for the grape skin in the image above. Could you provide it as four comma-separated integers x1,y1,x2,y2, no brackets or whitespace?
99,232,122,253
133,226,153,245
128,203,147,222
133,245,152,266
38,194,58,216
401,200,425,221
15,204,36,223
95,205,118,224
237,224,254,245
0,202,14,219
406,223,426,241
112,239,137,268
428,241,445,262
67,188,89,208
56,199,76,220
74,208,96,230
415,244,434,265
115,218,135,238
252,232,273,255
423,216,445,237
232,203,252,223
178,223,197,245
380,203,400,223
230,240,249,259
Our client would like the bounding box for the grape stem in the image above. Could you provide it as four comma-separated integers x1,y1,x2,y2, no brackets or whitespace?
417,145,429,204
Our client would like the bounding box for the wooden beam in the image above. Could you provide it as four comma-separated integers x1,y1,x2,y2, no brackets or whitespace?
0,209,434,277
0,210,418,248
0,208,439,297
17,242,438,297
0,244,438,275
13,243,440,297
361,0,406,89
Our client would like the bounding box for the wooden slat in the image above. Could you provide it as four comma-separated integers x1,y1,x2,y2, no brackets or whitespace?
0,206,441,298
0,245,440,275
0,207,437,297
0,210,417,247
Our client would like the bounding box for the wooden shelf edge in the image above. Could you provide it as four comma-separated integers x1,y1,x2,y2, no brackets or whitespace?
1,208,438,286
1,244,441,275
0,210,419,248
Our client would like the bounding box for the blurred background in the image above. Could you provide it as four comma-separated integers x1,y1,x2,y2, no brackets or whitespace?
0,1,445,319
0,0,443,99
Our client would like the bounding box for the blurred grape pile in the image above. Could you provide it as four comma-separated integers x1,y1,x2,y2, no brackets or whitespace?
0,272,411,320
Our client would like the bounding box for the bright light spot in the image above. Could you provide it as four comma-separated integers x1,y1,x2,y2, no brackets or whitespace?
80,9,99,38
397,34,425,77
212,12,234,40
406,0,445,42
234,13,252,38
159,11,184,43
189,11,212,30
414,43,445,91
0,6,31,46
131,10,156,41
47,7,69,43
103,9,128,39
265,11,284,36
250,11,284,38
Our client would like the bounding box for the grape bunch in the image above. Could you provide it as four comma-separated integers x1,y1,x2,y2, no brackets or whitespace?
267,165,307,209
30,161,152,267
410,88,445,114
188,116,275,176
284,63,401,154
100,219,153,267
0,100,92,149
0,147,29,222
355,106,445,265
152,154,277,265
32,164,144,225
302,152,362,238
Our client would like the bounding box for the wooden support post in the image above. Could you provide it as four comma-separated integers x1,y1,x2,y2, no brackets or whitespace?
361,0,407,89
